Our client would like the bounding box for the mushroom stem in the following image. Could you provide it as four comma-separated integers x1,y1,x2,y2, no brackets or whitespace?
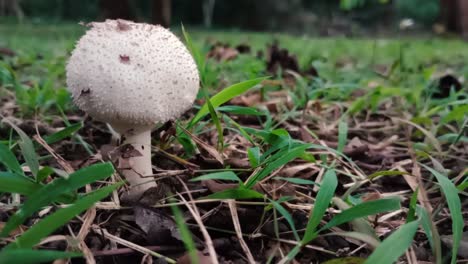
118,127,157,201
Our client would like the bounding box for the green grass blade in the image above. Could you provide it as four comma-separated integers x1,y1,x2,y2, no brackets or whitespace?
201,187,264,200
247,147,260,167
303,169,338,244
181,24,205,82
0,172,39,195
0,249,81,264
170,203,199,264
0,172,75,204
190,77,267,126
273,177,318,186
217,106,265,116
269,199,300,241
416,206,434,255
332,197,377,238
204,90,224,149
406,189,419,223
245,144,310,189
0,143,23,175
36,166,55,183
421,164,463,264
2,119,40,177
364,221,419,264
44,122,83,145
320,198,401,232
6,182,122,249
337,120,348,153
0,163,115,237
368,170,409,180
190,171,241,182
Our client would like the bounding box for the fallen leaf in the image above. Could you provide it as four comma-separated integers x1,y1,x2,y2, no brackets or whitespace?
0,47,15,57
134,206,182,244
207,42,238,61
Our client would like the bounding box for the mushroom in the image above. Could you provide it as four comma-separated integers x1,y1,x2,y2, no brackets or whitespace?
66,19,200,201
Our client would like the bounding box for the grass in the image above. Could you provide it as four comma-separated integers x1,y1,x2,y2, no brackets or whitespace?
0,22,467,264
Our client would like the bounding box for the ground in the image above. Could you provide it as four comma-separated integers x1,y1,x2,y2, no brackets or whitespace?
0,23,467,264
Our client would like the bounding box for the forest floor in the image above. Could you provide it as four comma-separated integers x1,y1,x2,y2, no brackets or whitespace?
0,23,467,264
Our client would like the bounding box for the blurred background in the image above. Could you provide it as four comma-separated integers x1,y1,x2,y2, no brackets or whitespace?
0,0,467,38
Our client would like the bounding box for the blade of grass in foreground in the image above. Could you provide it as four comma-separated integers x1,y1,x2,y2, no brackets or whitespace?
5,182,122,249
0,162,115,237
44,122,83,145
0,172,39,196
320,198,401,232
245,143,311,189
190,171,241,182
337,120,348,153
0,172,75,204
303,169,338,243
0,249,81,264
201,187,264,200
364,221,419,264
204,90,224,150
170,203,199,264
181,24,205,82
421,164,462,264
269,199,300,241
2,118,40,178
0,143,23,175
190,77,267,126
280,193,400,263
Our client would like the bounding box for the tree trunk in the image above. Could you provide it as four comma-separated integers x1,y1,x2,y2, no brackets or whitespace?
202,0,216,28
440,0,468,37
152,0,171,28
0,0,24,22
457,0,468,37
440,0,457,31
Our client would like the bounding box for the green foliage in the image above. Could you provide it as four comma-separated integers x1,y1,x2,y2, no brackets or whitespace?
0,249,81,264
396,0,439,24
0,163,115,237
5,183,122,250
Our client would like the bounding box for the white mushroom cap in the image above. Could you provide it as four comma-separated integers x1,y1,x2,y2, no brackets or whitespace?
66,19,200,130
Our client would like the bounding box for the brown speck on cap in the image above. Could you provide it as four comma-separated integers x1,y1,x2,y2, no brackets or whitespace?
119,55,130,64
80,88,91,96
116,19,131,31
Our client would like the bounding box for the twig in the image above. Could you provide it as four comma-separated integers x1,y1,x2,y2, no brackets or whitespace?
77,207,97,264
92,246,181,257
228,200,256,264
91,225,176,264
175,177,219,264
